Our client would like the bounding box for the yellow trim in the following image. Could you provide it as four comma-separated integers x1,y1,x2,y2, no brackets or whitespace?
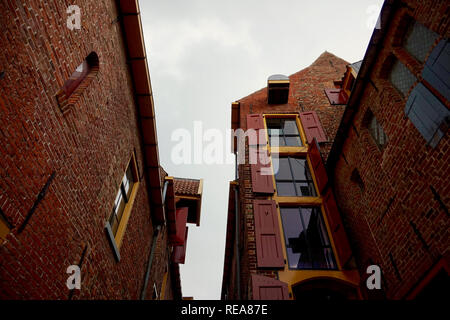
197,179,204,195
175,195,200,202
115,181,140,249
260,114,359,298
112,153,140,249
159,271,168,300
0,218,10,245
268,80,290,84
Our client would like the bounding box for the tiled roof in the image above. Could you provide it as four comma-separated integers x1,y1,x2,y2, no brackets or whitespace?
173,178,200,196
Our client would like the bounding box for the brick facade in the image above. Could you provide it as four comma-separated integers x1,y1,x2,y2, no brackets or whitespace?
0,0,198,300
330,0,449,299
223,0,449,300
223,52,350,299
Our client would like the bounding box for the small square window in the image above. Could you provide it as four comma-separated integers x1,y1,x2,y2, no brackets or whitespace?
368,114,388,150
389,60,417,96
403,21,439,63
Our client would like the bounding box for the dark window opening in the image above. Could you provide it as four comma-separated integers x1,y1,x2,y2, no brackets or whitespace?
266,118,303,147
280,207,336,270
62,52,99,97
274,157,316,197
367,113,388,150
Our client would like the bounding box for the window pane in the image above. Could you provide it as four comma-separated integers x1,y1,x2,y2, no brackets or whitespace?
283,120,300,135
404,21,439,63
284,136,302,147
274,157,292,180
123,165,134,197
389,60,416,96
296,182,317,197
112,188,126,224
281,207,336,270
269,136,285,147
290,158,312,181
304,208,335,269
280,208,312,269
276,182,296,196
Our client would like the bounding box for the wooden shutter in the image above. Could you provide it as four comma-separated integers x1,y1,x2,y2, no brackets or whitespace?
172,227,188,264
299,111,327,143
307,138,328,193
323,189,352,267
247,114,267,146
422,39,450,102
171,207,188,245
250,150,274,194
405,83,450,148
253,200,284,268
324,88,348,105
251,274,289,300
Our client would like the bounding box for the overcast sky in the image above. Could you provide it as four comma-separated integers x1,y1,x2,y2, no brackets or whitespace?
139,0,384,300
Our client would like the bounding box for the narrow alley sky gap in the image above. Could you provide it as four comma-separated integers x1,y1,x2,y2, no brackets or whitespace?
139,0,384,300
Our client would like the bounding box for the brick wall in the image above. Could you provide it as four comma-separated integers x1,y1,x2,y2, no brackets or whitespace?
235,52,349,299
332,0,449,299
0,0,159,299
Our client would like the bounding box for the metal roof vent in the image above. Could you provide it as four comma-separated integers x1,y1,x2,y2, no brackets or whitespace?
267,74,289,104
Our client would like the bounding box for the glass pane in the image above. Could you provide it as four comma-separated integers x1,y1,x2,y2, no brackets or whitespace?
268,128,282,136
404,21,439,63
389,60,416,96
304,208,335,269
123,165,134,197
283,119,300,135
296,182,317,197
113,188,126,222
269,135,285,147
276,182,296,196
290,158,310,181
266,119,283,132
280,208,312,269
274,157,292,181
284,136,302,147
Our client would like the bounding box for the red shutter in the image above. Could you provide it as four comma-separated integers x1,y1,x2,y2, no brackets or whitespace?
253,200,284,268
251,274,289,300
323,189,352,267
172,207,188,245
250,149,274,194
172,227,188,264
307,138,328,193
324,88,348,105
247,114,267,146
299,111,327,143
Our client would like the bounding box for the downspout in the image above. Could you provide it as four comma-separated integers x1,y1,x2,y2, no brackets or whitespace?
140,180,169,300
234,153,241,300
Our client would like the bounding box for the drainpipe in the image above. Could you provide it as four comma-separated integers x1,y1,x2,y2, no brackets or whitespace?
235,153,241,300
140,180,169,300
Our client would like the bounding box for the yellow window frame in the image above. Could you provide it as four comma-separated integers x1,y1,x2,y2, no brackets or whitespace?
262,114,344,270
111,153,140,250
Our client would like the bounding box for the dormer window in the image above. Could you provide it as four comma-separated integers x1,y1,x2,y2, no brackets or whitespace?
267,74,290,104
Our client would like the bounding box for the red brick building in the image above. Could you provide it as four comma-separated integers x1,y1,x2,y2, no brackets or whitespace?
222,0,449,300
0,0,203,299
